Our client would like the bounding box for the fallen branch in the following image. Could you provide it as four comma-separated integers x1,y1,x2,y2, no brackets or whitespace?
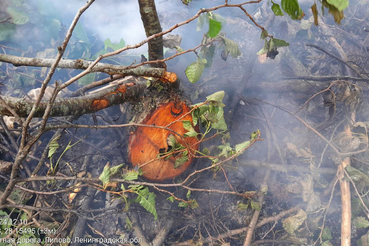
0,79,146,117
174,207,299,245
306,44,365,79
283,75,368,82
0,0,96,206
0,53,165,77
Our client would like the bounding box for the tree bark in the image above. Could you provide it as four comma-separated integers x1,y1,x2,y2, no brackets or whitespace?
0,53,165,77
0,80,146,117
138,0,164,68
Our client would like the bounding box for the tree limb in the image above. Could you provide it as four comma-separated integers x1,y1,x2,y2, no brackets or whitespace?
0,79,146,117
0,53,165,77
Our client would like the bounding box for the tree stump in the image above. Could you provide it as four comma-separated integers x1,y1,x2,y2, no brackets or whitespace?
128,83,199,181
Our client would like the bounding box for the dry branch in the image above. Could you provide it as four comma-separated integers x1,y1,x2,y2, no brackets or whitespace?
0,53,166,77
175,207,299,245
0,80,146,117
0,0,96,206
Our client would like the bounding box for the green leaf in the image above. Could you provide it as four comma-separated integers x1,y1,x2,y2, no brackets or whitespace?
327,0,349,11
257,40,269,55
281,0,305,20
91,49,109,59
182,120,196,132
353,217,369,229
352,197,364,217
211,13,227,26
99,163,124,189
136,187,157,220
178,201,188,208
282,209,307,235
257,38,287,57
182,0,192,5
237,203,249,211
357,231,369,246
48,135,61,158
201,44,215,68
201,148,210,156
186,190,191,199
250,130,260,141
321,241,333,246
346,166,369,187
221,36,242,58
78,73,96,86
197,13,206,31
200,58,207,64
211,107,228,130
235,140,251,153
7,6,29,25
272,38,289,48
104,38,126,51
208,18,222,38
250,200,261,211
322,0,345,24
125,217,133,230
185,60,205,83
321,227,333,241
271,1,284,16
0,23,16,41
73,22,90,44
109,164,124,175
190,199,199,209
260,29,268,39
174,154,189,169
184,131,199,138
206,91,225,103
129,184,144,191
0,210,8,216
123,170,139,181
48,19,62,39
99,163,112,190
167,196,175,202
191,104,209,126
218,143,233,158
19,72,36,87
175,46,185,52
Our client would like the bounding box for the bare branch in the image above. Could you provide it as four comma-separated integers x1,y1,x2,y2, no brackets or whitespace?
0,53,165,77
0,0,96,206
0,80,146,117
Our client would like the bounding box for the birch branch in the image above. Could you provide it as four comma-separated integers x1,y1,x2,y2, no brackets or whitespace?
0,53,165,77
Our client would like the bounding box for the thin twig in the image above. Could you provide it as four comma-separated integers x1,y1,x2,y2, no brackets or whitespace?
174,207,299,245
306,44,364,78
0,0,95,206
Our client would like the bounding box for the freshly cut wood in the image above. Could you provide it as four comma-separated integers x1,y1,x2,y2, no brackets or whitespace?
129,100,199,181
